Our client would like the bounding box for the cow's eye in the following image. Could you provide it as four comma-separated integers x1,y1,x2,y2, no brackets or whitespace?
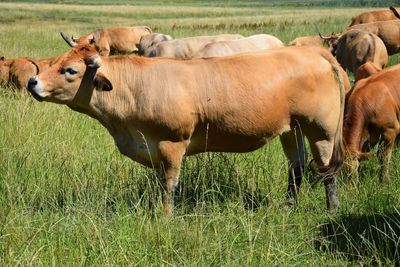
65,68,78,75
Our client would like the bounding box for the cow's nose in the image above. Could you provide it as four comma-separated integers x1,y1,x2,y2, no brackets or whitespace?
27,77,38,91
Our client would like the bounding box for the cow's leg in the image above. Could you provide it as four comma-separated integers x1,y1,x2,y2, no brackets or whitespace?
280,129,307,206
158,140,187,217
308,137,339,211
377,128,397,182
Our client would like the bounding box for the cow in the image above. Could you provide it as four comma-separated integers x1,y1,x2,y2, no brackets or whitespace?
349,20,400,55
355,61,382,82
333,29,388,74
27,44,346,216
349,6,400,27
60,26,152,56
137,33,173,56
289,33,339,47
144,34,244,58
0,57,39,92
193,34,284,58
0,55,65,92
344,64,400,181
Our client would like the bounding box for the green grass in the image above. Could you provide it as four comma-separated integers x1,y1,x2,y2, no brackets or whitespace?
1,1,400,266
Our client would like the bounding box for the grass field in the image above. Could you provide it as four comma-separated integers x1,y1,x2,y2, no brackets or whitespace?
1,1,400,266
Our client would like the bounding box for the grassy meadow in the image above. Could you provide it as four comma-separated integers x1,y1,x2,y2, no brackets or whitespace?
1,1,400,265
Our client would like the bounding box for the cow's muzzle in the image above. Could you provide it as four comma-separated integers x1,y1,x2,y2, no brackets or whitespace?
27,77,44,101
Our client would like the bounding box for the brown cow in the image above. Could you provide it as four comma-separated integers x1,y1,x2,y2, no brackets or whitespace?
61,26,152,56
354,61,382,82
193,34,284,58
137,33,173,56
0,55,64,92
144,34,244,58
333,29,388,74
0,57,39,92
349,20,400,55
349,6,400,26
344,64,400,181
27,44,346,216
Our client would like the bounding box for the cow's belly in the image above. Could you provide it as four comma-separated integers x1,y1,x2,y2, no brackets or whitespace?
112,132,161,167
186,123,290,155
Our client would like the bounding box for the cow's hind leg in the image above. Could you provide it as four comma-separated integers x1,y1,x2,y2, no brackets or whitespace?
308,136,339,211
377,128,398,182
280,128,307,206
158,140,187,217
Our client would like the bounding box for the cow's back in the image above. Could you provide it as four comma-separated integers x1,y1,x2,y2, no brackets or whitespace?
153,34,244,58
350,8,400,26
144,47,344,153
196,34,284,57
349,21,400,55
355,62,382,82
335,29,388,73
289,35,323,46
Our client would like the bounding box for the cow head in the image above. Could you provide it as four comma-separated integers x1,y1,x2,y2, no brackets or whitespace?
27,44,112,105
319,32,340,53
60,32,95,47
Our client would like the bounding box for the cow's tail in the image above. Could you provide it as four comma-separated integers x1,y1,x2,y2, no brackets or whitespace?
365,32,377,66
318,56,346,177
390,6,400,19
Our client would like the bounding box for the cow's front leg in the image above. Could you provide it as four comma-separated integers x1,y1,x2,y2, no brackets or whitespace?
157,140,187,217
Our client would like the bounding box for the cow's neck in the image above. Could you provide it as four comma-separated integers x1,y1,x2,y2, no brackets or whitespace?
68,58,162,167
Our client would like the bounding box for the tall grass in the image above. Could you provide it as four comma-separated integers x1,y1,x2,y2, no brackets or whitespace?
1,1,400,265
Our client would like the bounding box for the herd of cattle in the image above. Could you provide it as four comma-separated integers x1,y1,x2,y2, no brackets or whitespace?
2,7,400,216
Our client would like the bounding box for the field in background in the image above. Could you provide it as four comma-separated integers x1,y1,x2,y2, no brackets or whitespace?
1,1,400,266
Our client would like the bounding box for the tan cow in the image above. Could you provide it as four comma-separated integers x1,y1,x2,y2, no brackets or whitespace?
193,34,284,58
354,61,382,82
349,20,400,55
144,34,244,58
27,44,346,216
0,57,39,91
137,33,173,56
61,26,152,56
349,6,400,26
0,55,65,92
344,64,400,181
333,29,388,74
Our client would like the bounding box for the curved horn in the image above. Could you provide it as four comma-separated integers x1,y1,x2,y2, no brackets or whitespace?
319,32,332,40
390,6,400,19
60,32,76,47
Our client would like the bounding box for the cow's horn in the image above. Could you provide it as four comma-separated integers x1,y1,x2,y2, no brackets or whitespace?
319,33,332,40
390,6,400,19
60,32,76,47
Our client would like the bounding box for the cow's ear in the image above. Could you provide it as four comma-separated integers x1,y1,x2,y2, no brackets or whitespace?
93,71,112,91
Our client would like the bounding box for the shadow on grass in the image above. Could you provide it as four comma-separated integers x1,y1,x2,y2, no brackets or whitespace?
316,212,400,266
